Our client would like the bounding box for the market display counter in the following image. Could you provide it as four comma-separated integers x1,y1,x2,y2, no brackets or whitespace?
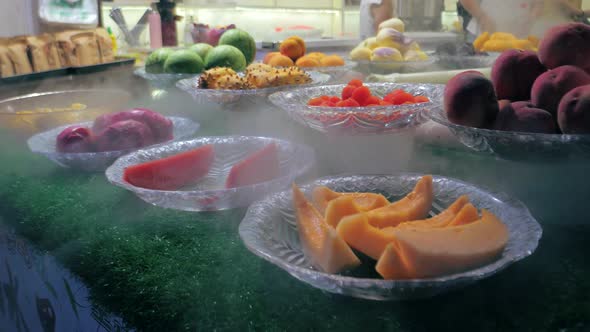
0,78,589,331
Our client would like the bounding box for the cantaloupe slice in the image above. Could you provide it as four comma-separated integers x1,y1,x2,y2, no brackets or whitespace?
374,242,415,280
337,195,469,260
446,203,479,227
396,195,469,229
324,194,389,228
349,175,434,229
312,186,389,215
292,183,361,274
376,209,509,280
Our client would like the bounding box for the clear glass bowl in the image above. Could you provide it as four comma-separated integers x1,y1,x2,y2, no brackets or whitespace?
0,90,131,136
134,67,199,88
426,106,590,160
434,54,498,70
176,71,331,110
311,61,357,82
352,58,437,75
269,83,444,135
239,173,542,301
27,117,200,172
105,136,316,211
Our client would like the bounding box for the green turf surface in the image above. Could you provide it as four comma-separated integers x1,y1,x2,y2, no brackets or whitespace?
0,125,589,331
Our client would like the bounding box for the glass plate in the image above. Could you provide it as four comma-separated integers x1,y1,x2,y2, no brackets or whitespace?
269,83,444,135
426,106,590,160
352,57,437,74
27,117,200,172
312,61,357,81
176,71,331,110
434,54,498,70
134,67,199,88
239,173,542,301
105,136,316,211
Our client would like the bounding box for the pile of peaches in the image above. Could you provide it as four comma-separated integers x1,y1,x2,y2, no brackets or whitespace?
263,36,346,68
445,23,590,135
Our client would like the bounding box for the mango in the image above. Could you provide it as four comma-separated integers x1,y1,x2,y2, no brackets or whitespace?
493,101,556,134
557,84,590,134
350,47,372,61
295,56,320,68
280,36,306,61
473,32,490,52
378,17,405,32
371,47,403,62
375,28,405,50
538,23,590,72
292,183,360,274
363,37,380,50
444,71,499,128
375,210,509,280
491,50,546,101
320,55,345,67
268,54,294,67
263,52,280,64
531,65,590,117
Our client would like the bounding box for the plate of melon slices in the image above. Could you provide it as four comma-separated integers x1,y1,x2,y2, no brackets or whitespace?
105,136,315,211
239,173,542,300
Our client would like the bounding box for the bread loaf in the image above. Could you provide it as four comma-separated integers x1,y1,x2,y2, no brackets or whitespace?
6,37,33,75
94,27,115,63
71,31,101,66
0,39,15,77
55,30,80,67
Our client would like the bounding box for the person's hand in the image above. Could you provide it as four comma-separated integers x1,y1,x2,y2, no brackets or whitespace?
478,13,496,33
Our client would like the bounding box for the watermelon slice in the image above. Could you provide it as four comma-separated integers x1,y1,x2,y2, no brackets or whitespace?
225,143,280,189
123,145,215,190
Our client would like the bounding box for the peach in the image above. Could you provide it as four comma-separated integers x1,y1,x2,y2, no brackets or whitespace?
538,23,590,72
268,54,294,67
295,56,320,67
306,52,326,60
320,55,345,67
444,71,499,128
557,84,590,134
280,36,306,61
493,101,556,133
531,65,590,117
263,52,280,64
491,50,546,101
287,36,306,53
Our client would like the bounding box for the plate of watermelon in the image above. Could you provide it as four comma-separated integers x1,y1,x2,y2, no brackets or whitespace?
269,80,444,135
105,136,316,211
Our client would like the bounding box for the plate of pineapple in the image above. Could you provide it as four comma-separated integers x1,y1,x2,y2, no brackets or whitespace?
176,63,330,108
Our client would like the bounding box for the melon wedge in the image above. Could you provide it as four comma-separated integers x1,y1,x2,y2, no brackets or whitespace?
324,194,389,228
447,203,479,227
337,214,396,260
312,186,389,215
225,143,280,189
357,175,434,228
337,195,469,260
373,242,415,280
292,183,361,274
375,209,509,280
123,144,214,190
396,195,469,229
